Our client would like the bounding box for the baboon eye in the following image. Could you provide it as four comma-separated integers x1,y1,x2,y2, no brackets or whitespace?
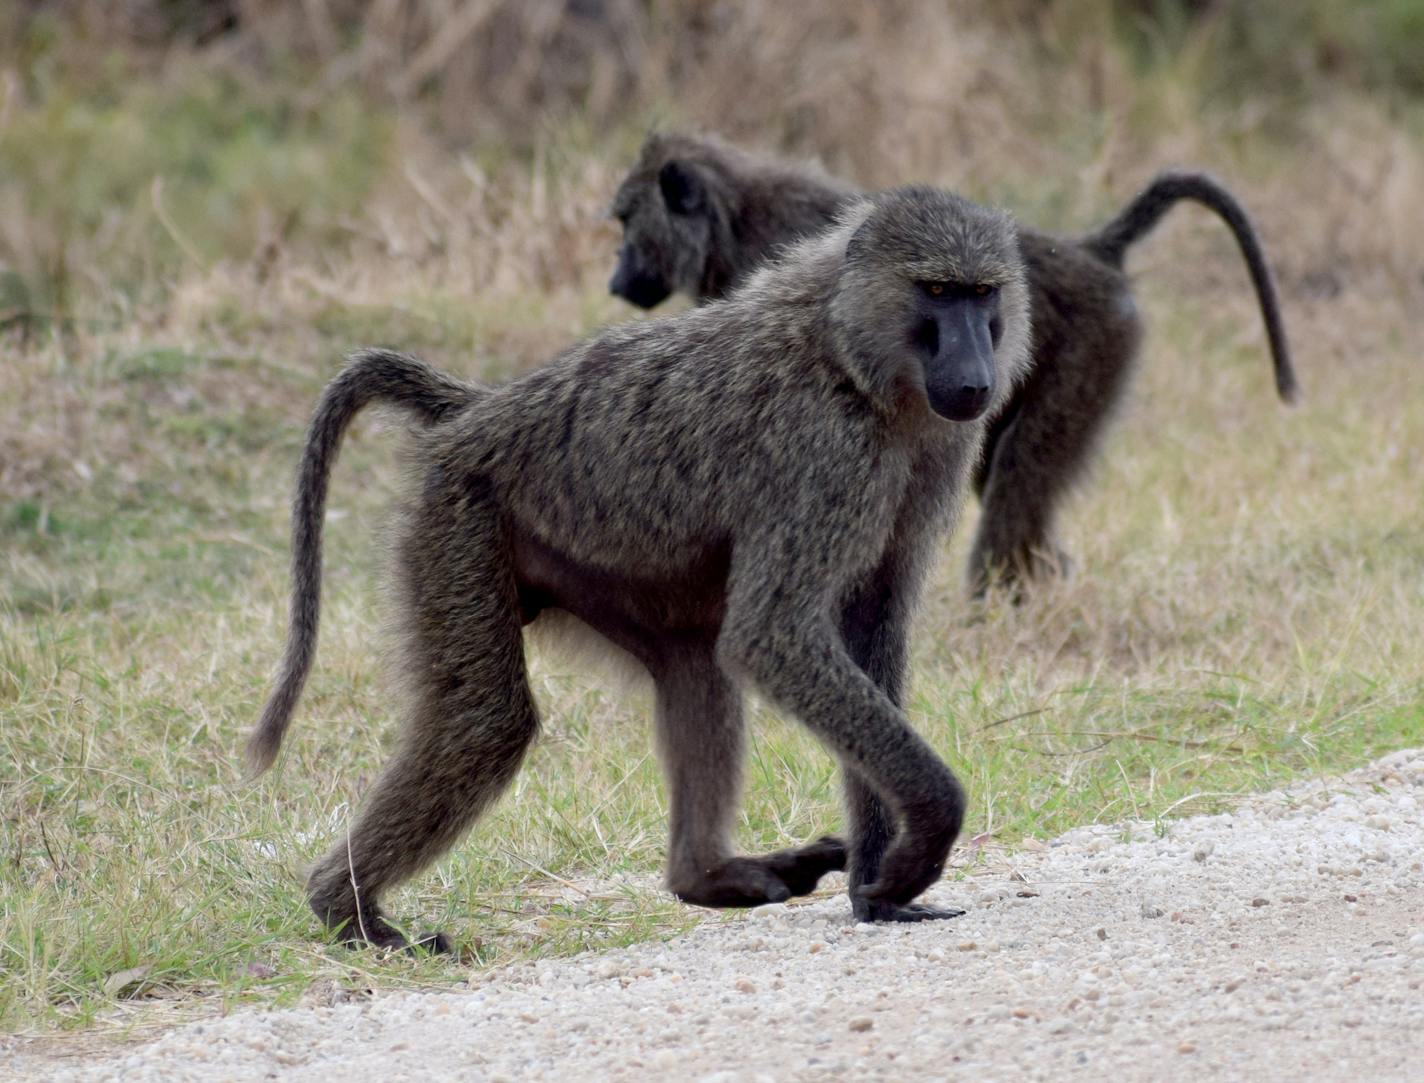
928,283,945,296
973,284,992,296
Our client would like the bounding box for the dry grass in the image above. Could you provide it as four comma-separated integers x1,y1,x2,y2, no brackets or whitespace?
2,1,1422,1039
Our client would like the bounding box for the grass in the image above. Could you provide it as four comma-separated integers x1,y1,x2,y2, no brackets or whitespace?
3,2,1424,1042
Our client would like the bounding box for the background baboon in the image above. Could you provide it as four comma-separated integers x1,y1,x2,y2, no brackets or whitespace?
250,188,1033,949
608,133,1298,594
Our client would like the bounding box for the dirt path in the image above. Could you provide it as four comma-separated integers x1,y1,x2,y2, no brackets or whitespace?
6,749,1422,1082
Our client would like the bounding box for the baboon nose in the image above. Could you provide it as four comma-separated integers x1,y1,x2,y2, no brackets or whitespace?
951,384,992,418
928,378,994,422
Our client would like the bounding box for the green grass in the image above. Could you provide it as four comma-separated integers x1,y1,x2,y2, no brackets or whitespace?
3,7,1423,1042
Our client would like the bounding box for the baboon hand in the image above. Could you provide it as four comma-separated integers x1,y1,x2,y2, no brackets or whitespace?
852,818,956,910
852,897,965,923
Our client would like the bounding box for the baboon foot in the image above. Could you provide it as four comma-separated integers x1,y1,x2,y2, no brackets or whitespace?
316,893,454,955
671,835,847,908
969,544,1075,602
760,835,847,896
851,896,965,923
408,929,454,955
333,915,453,955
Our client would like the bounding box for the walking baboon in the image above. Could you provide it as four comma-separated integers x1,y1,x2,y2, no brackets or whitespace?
250,187,1033,949
608,133,1297,594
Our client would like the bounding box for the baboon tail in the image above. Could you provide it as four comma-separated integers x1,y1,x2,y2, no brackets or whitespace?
245,348,478,777
1086,171,1298,403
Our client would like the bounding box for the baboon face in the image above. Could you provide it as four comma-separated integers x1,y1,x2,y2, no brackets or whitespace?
835,189,1025,423
608,160,714,308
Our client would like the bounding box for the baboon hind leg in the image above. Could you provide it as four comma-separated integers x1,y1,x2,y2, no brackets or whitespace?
306,498,537,952
654,644,845,908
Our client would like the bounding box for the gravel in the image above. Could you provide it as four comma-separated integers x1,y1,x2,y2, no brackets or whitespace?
6,749,1423,1082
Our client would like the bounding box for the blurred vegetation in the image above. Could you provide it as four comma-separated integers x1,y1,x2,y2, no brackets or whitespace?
4,0,1423,330
1112,0,1424,100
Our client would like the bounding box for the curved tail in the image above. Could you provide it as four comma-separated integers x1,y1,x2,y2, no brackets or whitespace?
1086,171,1298,403
246,348,477,776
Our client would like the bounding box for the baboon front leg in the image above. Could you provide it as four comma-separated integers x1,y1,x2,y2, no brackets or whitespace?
720,558,965,917
967,412,1074,597
306,502,538,951
654,645,845,908
839,568,964,923
968,329,1140,597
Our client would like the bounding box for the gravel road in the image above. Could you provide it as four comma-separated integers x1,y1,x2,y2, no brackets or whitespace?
6,749,1422,1082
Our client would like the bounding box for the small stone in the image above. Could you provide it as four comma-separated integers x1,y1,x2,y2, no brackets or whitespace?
1096,928,1108,941
957,941,978,952
1012,1007,1031,1019
1192,842,1214,863
735,978,756,994
1140,902,1165,919
1251,897,1270,908
809,942,825,954
1344,894,1358,903
1178,1041,1196,1054
848,1017,873,1032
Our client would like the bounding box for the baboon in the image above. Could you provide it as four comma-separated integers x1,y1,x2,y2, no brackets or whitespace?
249,187,1033,950
608,133,1298,594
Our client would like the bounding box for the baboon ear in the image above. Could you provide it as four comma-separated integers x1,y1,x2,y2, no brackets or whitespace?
658,160,705,215
843,218,873,263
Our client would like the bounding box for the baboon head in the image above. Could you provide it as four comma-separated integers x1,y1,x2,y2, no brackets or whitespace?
831,187,1030,423
607,135,728,308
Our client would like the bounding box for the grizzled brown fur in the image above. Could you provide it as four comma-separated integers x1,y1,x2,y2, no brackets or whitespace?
608,133,1298,594
250,188,1034,949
